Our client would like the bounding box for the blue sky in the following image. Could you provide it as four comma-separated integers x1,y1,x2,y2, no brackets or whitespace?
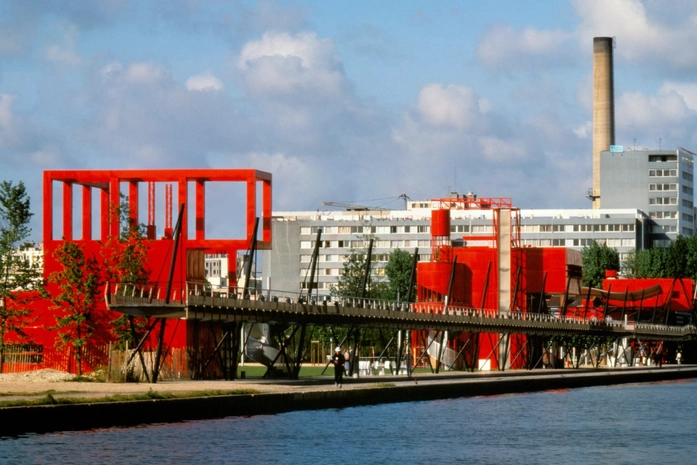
3,0,697,241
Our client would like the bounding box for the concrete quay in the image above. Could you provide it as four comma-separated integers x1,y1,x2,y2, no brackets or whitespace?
1,366,696,437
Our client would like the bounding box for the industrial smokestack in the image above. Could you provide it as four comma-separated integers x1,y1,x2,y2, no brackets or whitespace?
592,37,615,209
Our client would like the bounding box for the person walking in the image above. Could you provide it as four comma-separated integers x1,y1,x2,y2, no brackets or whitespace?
343,348,351,376
331,347,346,388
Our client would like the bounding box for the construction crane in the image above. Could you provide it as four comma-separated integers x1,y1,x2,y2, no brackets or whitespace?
321,201,388,211
321,194,411,211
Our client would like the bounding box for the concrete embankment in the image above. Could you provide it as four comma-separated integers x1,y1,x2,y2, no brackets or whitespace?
1,366,696,437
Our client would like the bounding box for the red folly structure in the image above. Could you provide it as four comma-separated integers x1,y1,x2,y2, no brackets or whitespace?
413,196,695,371
31,169,272,376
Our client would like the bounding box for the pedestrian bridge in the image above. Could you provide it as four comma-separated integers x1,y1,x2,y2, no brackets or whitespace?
105,282,697,342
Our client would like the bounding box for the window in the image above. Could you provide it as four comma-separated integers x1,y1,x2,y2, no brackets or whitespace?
649,197,677,205
390,226,398,234
650,211,677,219
682,213,693,223
375,240,390,248
683,171,694,182
622,224,635,232
683,200,694,208
649,169,677,177
682,227,694,236
300,241,312,249
683,185,694,195
300,255,311,262
652,239,671,248
417,226,429,233
573,238,594,247
418,239,431,247
539,225,552,232
338,226,350,234
606,239,621,247
648,183,677,191
621,238,635,246
300,227,311,235
391,240,404,247
552,239,564,246
376,226,391,234
404,226,411,233
649,155,677,162
350,226,362,234
607,224,621,232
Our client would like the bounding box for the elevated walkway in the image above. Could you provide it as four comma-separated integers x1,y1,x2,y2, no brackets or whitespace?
106,282,697,341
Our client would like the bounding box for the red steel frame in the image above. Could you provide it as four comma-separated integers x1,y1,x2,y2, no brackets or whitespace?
42,169,272,278
30,169,272,373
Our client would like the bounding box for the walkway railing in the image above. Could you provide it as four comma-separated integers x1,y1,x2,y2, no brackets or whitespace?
105,281,697,340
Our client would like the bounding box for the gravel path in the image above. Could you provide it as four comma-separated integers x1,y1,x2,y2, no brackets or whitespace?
0,369,353,400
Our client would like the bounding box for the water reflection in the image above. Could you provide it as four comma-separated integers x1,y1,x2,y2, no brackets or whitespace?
3,379,695,465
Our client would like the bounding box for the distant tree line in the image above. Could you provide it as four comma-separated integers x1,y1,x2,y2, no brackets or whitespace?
582,236,697,289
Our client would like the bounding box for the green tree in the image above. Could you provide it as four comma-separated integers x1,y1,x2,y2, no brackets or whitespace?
383,248,416,302
101,195,151,349
581,241,619,288
49,242,102,376
330,248,388,299
0,181,42,372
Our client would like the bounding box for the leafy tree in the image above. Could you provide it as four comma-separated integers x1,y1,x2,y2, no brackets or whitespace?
49,242,102,376
635,247,666,278
0,181,42,372
581,241,619,288
330,247,387,299
635,235,697,279
383,248,416,302
101,194,151,349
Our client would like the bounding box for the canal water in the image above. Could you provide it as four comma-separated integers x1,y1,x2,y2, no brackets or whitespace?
2,379,695,465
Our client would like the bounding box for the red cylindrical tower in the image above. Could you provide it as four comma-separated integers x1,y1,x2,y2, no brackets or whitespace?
431,209,451,262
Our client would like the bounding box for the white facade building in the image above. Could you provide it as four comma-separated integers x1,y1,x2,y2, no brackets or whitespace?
262,196,646,297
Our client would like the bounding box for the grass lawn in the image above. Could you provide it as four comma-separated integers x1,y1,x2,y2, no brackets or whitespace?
237,365,434,378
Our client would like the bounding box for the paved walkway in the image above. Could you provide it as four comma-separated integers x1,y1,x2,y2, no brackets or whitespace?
2,365,695,403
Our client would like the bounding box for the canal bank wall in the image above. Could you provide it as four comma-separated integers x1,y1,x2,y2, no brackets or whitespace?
2,366,696,436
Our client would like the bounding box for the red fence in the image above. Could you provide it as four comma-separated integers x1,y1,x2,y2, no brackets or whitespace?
1,344,188,381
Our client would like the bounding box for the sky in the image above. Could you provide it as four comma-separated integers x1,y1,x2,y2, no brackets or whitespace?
4,0,697,241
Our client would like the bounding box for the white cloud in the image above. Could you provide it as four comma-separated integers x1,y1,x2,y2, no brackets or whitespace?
44,24,82,66
0,94,19,149
125,62,166,84
186,73,224,92
574,0,697,69
99,61,167,85
478,137,527,162
617,90,691,128
660,82,697,112
237,31,345,97
478,25,572,70
416,84,484,130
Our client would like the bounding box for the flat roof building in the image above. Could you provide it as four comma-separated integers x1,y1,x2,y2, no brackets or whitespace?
262,196,647,297
599,147,696,247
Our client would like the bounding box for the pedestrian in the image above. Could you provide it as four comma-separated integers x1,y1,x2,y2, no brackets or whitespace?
343,348,351,376
676,350,682,365
331,346,346,387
